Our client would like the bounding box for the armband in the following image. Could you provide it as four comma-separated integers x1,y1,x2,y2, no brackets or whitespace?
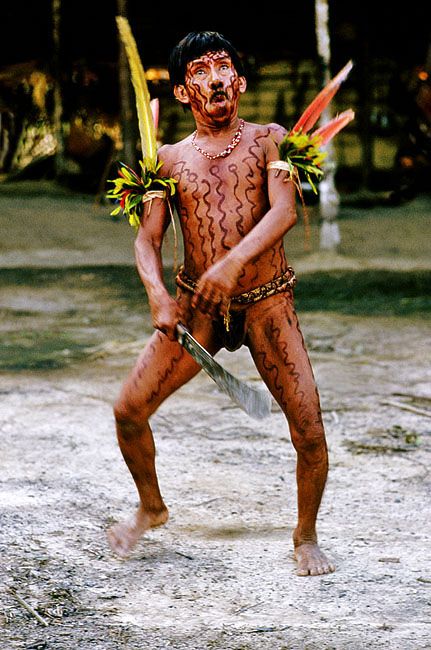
267,160,298,180
106,160,177,229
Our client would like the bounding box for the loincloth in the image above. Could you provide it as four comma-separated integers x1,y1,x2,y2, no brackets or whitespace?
175,265,297,351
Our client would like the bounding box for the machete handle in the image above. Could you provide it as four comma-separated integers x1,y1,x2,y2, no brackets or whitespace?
176,322,189,345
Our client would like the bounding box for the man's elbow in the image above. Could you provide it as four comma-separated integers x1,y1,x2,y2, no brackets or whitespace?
285,206,298,229
134,231,162,256
275,202,298,230
134,237,144,259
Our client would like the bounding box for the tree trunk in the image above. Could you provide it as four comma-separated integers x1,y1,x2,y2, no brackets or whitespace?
52,0,65,177
315,0,341,251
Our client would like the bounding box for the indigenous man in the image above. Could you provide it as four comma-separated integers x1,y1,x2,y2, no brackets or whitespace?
108,31,335,576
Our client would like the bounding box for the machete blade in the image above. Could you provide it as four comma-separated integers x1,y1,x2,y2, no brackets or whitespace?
177,323,272,420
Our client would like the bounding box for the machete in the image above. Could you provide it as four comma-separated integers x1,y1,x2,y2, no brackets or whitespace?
176,323,272,420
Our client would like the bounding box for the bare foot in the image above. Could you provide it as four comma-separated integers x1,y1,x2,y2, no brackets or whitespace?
107,507,168,558
294,543,336,576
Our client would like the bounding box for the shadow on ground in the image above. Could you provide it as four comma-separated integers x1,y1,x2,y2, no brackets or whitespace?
0,265,430,371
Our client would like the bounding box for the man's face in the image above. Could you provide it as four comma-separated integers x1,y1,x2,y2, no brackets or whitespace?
175,50,246,122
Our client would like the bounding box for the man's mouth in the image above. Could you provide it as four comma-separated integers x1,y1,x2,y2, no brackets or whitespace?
211,91,227,103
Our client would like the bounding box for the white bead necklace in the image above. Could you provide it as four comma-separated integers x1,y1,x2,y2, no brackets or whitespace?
191,119,245,160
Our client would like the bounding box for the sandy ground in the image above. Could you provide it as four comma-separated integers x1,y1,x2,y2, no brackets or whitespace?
1,182,431,649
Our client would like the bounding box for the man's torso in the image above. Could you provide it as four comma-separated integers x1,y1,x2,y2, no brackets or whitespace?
160,121,289,294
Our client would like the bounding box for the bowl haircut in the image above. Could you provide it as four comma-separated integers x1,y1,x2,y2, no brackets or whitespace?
168,31,246,88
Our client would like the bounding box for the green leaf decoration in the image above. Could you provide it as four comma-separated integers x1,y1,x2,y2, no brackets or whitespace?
278,131,327,194
106,160,178,230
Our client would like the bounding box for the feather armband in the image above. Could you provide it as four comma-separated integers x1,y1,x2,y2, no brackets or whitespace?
106,17,177,228
269,61,355,249
274,60,355,193
275,110,354,194
275,132,327,194
105,17,180,267
106,159,177,230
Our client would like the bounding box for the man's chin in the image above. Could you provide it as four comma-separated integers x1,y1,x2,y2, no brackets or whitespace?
207,102,231,120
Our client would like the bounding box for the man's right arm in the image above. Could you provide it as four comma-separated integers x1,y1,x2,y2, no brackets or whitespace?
134,196,181,341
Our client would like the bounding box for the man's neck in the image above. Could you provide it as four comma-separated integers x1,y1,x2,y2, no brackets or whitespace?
193,114,241,138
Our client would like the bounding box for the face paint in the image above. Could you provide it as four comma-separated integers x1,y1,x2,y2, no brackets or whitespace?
184,51,242,121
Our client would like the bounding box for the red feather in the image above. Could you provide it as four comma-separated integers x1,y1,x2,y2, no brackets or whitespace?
312,109,355,145
290,60,353,135
120,190,131,209
150,98,159,133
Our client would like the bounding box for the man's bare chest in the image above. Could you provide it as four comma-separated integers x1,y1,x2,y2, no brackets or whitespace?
171,155,267,209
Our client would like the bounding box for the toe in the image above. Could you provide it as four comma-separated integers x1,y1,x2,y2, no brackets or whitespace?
297,567,310,577
294,543,336,576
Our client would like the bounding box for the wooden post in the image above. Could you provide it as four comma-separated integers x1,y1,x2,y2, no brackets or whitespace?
315,0,341,251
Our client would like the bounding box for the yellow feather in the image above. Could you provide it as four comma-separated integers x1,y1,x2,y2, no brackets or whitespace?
116,16,157,167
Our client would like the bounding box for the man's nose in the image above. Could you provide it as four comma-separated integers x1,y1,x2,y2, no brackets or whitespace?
209,79,223,92
208,67,223,87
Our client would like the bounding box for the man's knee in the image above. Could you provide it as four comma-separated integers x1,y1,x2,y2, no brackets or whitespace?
289,416,327,458
113,397,150,440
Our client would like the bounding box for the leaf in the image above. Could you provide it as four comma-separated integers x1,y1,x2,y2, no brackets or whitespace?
128,194,143,210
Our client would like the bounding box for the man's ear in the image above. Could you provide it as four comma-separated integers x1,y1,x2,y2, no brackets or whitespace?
238,76,247,94
174,84,190,105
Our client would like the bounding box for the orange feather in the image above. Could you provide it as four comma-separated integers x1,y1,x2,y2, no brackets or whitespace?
311,109,355,145
291,60,353,135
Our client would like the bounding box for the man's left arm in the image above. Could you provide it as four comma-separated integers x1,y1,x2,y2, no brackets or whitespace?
192,136,297,313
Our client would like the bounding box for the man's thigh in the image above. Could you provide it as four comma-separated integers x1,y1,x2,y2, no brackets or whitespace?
246,292,322,423
118,301,221,417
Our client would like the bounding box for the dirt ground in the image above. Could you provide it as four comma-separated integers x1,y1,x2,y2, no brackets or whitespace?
0,182,431,649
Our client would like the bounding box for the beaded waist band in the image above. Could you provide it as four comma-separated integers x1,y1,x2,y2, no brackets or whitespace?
175,265,296,306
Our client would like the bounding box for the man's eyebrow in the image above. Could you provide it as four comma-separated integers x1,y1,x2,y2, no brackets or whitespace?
188,58,208,67
188,53,231,67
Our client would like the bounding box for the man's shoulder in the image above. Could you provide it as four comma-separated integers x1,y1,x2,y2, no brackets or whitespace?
157,137,191,173
157,138,187,174
247,121,288,143
158,138,189,160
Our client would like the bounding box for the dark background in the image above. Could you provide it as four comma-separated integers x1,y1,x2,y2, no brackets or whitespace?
0,0,431,78
2,1,430,73
1,1,430,195
2,1,430,127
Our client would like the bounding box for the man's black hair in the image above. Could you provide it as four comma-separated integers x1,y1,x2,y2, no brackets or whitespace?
168,31,245,87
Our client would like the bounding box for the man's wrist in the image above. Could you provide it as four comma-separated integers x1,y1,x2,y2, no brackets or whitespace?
223,246,246,269
147,284,171,307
